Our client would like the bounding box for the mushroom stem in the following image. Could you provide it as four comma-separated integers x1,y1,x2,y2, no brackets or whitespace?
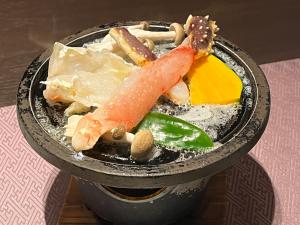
126,21,149,30
129,22,185,46
102,131,135,144
130,30,176,41
103,129,154,162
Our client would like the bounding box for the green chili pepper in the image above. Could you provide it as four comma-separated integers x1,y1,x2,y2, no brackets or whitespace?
135,112,213,151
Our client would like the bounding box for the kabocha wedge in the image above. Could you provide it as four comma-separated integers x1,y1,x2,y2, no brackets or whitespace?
188,55,243,105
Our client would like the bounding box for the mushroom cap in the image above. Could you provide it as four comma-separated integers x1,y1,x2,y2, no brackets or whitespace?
169,23,185,46
111,125,126,140
139,21,150,30
131,130,154,162
143,38,155,50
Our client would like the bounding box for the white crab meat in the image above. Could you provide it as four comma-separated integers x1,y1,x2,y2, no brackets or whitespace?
43,42,136,107
165,80,190,105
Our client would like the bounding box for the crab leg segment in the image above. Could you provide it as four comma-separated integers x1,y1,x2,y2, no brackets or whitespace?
109,27,157,66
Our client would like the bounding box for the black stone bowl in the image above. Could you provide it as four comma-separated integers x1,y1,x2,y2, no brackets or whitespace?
17,21,270,188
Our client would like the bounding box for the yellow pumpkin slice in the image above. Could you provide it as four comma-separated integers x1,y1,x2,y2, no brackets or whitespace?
188,55,242,105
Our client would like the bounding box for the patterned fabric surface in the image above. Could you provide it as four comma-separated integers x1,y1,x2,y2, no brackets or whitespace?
224,154,275,225
224,58,300,225
0,106,70,225
253,59,300,225
0,58,299,225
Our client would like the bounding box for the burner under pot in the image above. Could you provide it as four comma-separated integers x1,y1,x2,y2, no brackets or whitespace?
77,177,210,225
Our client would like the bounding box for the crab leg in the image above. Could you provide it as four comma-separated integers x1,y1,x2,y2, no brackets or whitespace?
72,46,194,151
109,27,157,66
72,15,218,151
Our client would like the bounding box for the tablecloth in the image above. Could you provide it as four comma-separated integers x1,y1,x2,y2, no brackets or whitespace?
0,58,299,225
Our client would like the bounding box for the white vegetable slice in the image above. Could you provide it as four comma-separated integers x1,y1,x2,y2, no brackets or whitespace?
43,42,136,107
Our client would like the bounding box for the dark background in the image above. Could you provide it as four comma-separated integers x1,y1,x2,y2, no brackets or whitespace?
1,0,299,107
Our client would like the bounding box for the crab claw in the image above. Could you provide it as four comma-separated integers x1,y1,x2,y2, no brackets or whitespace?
184,15,219,58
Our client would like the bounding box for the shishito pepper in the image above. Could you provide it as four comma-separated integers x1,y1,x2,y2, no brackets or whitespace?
136,112,213,150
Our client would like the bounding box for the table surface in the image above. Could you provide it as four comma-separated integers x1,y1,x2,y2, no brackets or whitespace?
0,0,300,107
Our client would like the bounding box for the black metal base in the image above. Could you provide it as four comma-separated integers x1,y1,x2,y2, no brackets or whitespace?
77,177,209,225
